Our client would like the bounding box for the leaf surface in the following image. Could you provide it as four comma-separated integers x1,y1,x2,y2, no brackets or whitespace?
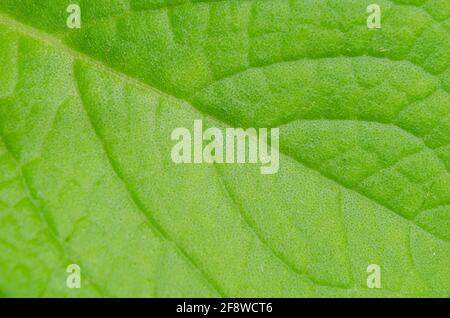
0,0,449,297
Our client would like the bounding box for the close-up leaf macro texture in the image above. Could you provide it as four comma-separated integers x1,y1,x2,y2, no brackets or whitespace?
0,0,449,297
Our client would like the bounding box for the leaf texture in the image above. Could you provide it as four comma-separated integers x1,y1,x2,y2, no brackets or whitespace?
0,0,449,297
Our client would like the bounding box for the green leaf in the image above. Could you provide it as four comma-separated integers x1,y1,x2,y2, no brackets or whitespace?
0,0,449,297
